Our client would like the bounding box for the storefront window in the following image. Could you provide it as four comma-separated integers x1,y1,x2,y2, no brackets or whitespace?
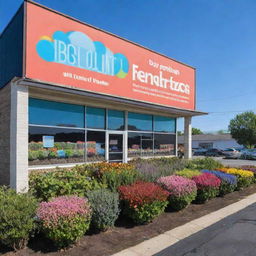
128,132,153,157
86,107,105,129
154,133,175,156
29,98,85,128
87,131,105,162
29,126,85,165
108,110,125,130
154,116,176,133
128,112,153,131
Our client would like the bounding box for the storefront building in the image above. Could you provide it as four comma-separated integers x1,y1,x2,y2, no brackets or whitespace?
0,1,206,192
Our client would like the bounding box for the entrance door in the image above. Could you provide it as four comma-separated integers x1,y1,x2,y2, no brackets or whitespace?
108,133,124,163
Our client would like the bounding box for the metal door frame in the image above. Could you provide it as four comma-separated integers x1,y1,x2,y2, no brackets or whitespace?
106,131,127,163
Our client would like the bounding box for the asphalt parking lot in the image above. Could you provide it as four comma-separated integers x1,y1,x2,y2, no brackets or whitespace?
155,203,256,256
193,156,256,168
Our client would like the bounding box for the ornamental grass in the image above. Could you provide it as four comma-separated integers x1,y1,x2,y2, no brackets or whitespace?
175,169,201,179
118,182,169,224
202,170,237,196
192,173,221,203
157,175,197,210
37,196,91,248
218,168,254,190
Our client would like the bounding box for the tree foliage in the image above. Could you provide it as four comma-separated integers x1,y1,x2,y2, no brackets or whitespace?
192,128,203,135
229,111,256,148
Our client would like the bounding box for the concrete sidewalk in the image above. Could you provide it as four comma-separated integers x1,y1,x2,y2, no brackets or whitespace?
112,193,256,256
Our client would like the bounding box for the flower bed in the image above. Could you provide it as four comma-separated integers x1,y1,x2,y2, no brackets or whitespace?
157,175,197,210
37,196,91,248
202,170,237,196
119,182,169,224
192,173,221,203
218,168,254,190
3,159,256,253
175,169,201,179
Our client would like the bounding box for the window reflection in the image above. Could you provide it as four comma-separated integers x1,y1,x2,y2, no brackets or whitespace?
29,98,84,128
128,112,153,131
86,107,105,129
108,110,125,130
128,133,153,157
154,116,176,133
154,133,175,156
87,131,105,162
29,126,85,165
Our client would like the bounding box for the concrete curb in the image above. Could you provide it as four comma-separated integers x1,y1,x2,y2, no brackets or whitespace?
112,193,256,256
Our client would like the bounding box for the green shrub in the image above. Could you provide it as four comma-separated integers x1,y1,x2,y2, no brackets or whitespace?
29,169,105,201
37,196,91,248
74,162,139,191
124,201,168,224
0,187,38,250
175,169,201,179
101,169,138,192
37,150,49,160
28,151,39,161
65,149,74,158
130,157,187,182
87,189,120,231
48,151,57,159
186,157,223,170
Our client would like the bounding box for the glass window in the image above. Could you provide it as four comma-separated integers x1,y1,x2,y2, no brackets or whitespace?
87,131,105,162
29,126,85,165
108,110,125,130
128,112,153,131
154,116,176,133
128,132,153,157
29,98,84,128
154,133,175,156
86,107,105,129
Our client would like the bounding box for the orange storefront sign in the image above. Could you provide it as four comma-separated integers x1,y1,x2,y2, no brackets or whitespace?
25,2,195,110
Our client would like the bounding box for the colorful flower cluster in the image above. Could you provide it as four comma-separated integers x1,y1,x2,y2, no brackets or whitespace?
192,173,221,203
202,170,237,185
37,196,91,228
37,196,92,248
118,182,169,208
219,168,254,177
157,175,197,197
192,173,221,189
218,168,254,190
175,169,201,179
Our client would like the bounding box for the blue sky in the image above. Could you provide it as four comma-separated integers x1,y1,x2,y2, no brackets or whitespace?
1,0,256,133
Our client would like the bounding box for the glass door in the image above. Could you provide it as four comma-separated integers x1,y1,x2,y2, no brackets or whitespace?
108,133,124,162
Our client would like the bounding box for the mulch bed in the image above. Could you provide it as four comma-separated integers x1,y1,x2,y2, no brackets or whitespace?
2,184,256,256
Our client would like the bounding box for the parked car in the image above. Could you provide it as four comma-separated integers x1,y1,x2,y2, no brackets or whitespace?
205,148,224,157
222,148,242,159
240,149,256,160
193,148,207,156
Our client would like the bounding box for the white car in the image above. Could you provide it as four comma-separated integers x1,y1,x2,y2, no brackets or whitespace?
223,148,241,159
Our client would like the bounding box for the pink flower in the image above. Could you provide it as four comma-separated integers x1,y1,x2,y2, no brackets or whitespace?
37,196,91,228
157,175,197,197
192,173,221,189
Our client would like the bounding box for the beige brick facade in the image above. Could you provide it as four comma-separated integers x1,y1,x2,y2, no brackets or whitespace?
0,80,29,192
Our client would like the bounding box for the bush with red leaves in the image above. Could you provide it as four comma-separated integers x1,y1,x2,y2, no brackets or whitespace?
192,173,221,203
118,182,169,224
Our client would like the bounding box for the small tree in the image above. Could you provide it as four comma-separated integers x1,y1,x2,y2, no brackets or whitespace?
228,111,256,148
192,128,203,135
